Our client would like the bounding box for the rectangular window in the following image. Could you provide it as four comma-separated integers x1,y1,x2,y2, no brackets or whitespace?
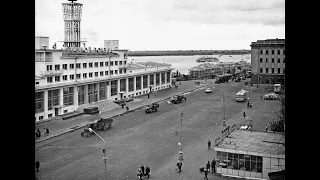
278,49,281,55
76,74,81,79
260,68,263,73
266,58,268,63
100,62,104,67
120,79,126,92
76,63,81,69
167,72,171,83
136,76,141,90
278,58,280,63
70,64,74,69
119,69,123,74
143,75,148,88
150,74,154,86
48,89,59,110
260,50,263,55
110,70,114,75
272,50,274,55
115,61,118,66
115,70,118,74
260,58,262,63
55,76,60,82
63,75,68,81
47,65,52,71
89,62,93,68
63,87,74,106
47,77,53,83
266,50,268,55
129,77,134,92
272,68,274,73
89,72,93,78
99,82,107,100
283,68,285,74
105,71,108,76
70,74,74,80
95,62,99,67
83,63,87,68
161,72,165,85
62,64,68,70
35,92,44,113
119,61,122,65
83,73,87,79
283,58,285,63
283,49,285,55
124,69,127,73
55,64,60,70
88,84,98,103
110,61,114,66
156,73,160,86
105,62,108,66
124,61,127,65
266,68,268,73
95,72,98,77
100,71,104,76
78,85,85,105
111,80,118,96
39,116,43,120
272,58,274,63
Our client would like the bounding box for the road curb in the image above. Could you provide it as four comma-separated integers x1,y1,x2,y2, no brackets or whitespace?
36,86,204,144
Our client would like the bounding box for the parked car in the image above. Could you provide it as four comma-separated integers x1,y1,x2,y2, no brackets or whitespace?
262,92,278,100
205,87,214,93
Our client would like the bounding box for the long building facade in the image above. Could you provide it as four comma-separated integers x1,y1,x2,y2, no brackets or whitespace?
35,0,173,122
35,41,173,121
250,39,285,85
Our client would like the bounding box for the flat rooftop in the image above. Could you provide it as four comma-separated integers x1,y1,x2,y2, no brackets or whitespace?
216,130,285,156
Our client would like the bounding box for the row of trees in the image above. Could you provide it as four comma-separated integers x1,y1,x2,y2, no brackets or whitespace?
269,86,285,132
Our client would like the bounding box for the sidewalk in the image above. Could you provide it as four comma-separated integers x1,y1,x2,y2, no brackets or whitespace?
35,81,206,144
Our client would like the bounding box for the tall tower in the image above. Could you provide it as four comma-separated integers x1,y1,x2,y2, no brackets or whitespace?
62,0,83,48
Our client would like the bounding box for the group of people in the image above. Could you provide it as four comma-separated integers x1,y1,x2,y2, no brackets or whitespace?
203,159,216,179
137,164,151,179
35,127,50,139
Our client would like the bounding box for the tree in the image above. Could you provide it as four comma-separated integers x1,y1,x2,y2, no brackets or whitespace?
269,87,285,132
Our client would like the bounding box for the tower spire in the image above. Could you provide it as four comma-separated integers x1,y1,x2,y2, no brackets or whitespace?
62,0,83,48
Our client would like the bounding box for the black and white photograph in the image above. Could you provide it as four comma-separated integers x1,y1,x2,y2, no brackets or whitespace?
35,0,285,179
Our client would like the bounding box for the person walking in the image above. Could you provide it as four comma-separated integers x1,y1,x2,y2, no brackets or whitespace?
177,161,182,173
145,165,150,178
211,159,216,173
140,164,145,176
204,168,208,179
35,161,40,172
243,111,246,118
46,128,49,135
207,139,211,150
37,128,41,139
126,106,129,111
137,168,143,180
265,124,268,131
206,161,211,173
43,128,47,136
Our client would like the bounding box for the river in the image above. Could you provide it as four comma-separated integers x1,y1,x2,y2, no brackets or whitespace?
128,54,251,75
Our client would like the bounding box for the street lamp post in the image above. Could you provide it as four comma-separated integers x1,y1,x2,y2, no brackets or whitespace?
102,148,107,180
168,101,184,161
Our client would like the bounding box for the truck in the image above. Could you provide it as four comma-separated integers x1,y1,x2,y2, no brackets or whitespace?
81,118,113,137
215,75,232,84
145,103,160,113
171,94,187,104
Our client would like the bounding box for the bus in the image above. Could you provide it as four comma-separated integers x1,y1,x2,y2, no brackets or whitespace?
236,89,248,102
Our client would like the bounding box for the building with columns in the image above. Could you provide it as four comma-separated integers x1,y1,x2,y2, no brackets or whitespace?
35,0,173,121
250,39,285,85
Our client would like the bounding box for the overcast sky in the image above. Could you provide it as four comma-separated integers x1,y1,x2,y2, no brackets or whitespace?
36,0,285,50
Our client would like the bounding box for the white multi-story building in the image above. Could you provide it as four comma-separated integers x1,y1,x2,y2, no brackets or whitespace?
250,39,285,85
35,0,173,121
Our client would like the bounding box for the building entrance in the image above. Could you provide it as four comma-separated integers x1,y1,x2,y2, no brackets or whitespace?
55,108,59,116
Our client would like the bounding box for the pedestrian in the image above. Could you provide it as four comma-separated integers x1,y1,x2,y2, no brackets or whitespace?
243,111,246,118
46,128,50,135
126,106,129,111
211,159,216,173
35,131,39,139
121,103,125,109
204,168,208,179
140,164,145,176
207,139,211,150
206,161,211,173
145,165,150,178
265,124,268,131
177,161,182,173
35,161,40,172
37,128,41,138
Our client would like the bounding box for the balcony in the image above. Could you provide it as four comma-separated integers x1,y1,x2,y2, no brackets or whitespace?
40,70,64,77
